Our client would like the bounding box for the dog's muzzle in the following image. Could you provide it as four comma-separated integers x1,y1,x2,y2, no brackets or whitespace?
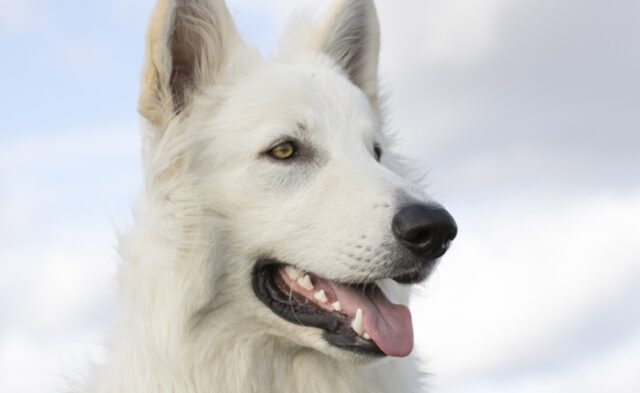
251,203,457,358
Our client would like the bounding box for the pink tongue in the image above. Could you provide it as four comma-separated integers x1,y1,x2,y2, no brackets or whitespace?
329,283,413,357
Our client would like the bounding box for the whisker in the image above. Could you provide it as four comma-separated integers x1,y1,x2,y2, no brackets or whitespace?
288,283,306,327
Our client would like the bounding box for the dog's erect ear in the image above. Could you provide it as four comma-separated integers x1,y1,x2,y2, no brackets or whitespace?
139,0,244,128
316,0,380,104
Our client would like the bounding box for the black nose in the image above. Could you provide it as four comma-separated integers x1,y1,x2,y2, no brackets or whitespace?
392,204,457,258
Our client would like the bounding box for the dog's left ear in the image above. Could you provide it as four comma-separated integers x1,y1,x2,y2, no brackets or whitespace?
316,0,380,105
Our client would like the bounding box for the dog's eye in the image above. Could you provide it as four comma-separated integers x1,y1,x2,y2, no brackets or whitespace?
373,144,382,162
269,141,298,160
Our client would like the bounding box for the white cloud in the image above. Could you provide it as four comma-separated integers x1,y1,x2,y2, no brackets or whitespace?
0,125,138,171
431,330,640,393
0,125,140,249
0,126,132,393
0,325,106,393
24,239,118,332
411,190,640,390
378,0,515,73
225,0,514,63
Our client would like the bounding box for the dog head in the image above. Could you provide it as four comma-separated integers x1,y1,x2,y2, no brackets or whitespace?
138,0,456,361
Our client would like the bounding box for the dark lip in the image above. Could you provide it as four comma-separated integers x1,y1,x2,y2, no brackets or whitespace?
390,266,431,284
252,259,385,357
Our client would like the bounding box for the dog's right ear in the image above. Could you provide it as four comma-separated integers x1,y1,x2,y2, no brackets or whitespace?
139,0,244,128
314,0,380,106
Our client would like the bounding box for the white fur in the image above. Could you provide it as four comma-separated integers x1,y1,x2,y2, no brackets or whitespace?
83,1,436,392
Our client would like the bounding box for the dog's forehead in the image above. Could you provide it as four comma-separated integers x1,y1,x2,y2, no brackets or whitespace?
221,62,379,140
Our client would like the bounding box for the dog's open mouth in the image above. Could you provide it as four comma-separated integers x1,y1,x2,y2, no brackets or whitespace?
252,260,414,358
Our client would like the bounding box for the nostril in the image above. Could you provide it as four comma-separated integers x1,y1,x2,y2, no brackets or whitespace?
405,229,431,245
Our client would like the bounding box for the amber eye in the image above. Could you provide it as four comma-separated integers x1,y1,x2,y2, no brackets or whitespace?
373,144,382,162
269,141,298,160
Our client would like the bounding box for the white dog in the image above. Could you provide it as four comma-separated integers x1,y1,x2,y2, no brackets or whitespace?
84,0,457,392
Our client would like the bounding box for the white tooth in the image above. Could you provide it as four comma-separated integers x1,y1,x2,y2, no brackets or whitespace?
314,290,328,303
351,308,364,336
297,274,314,290
331,301,342,312
284,266,302,280
363,332,371,340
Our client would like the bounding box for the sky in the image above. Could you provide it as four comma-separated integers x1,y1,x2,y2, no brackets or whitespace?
1,1,639,392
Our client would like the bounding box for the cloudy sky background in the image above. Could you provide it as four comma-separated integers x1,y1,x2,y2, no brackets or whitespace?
1,0,639,392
